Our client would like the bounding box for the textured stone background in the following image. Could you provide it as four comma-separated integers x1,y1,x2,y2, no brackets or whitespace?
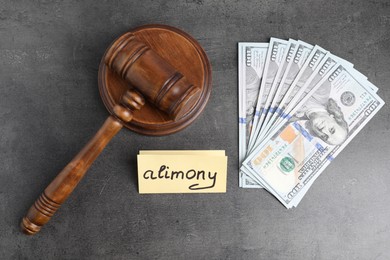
1,0,389,259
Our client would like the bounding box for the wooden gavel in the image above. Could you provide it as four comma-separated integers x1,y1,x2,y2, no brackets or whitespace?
21,26,210,235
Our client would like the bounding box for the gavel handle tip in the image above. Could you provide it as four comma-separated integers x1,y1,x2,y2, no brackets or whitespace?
21,217,41,235
20,94,143,235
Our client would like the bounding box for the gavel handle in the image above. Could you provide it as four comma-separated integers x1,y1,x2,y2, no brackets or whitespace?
21,90,144,235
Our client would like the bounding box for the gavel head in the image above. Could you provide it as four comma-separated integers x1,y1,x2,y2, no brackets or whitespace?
98,25,212,136
104,31,202,120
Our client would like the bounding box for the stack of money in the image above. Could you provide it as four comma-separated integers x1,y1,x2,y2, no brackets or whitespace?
238,38,385,208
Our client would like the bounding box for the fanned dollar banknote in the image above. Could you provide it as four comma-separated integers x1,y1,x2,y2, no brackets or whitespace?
238,38,385,207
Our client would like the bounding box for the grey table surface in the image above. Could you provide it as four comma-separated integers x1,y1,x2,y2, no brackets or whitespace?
1,0,389,259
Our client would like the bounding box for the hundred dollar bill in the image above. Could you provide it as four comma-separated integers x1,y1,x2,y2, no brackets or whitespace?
275,46,328,117
250,46,329,148
249,46,329,152
264,53,341,138
256,40,296,141
248,38,290,151
238,42,268,188
285,55,351,115
249,54,349,197
269,54,376,135
260,40,314,141
242,63,384,208
251,53,376,160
